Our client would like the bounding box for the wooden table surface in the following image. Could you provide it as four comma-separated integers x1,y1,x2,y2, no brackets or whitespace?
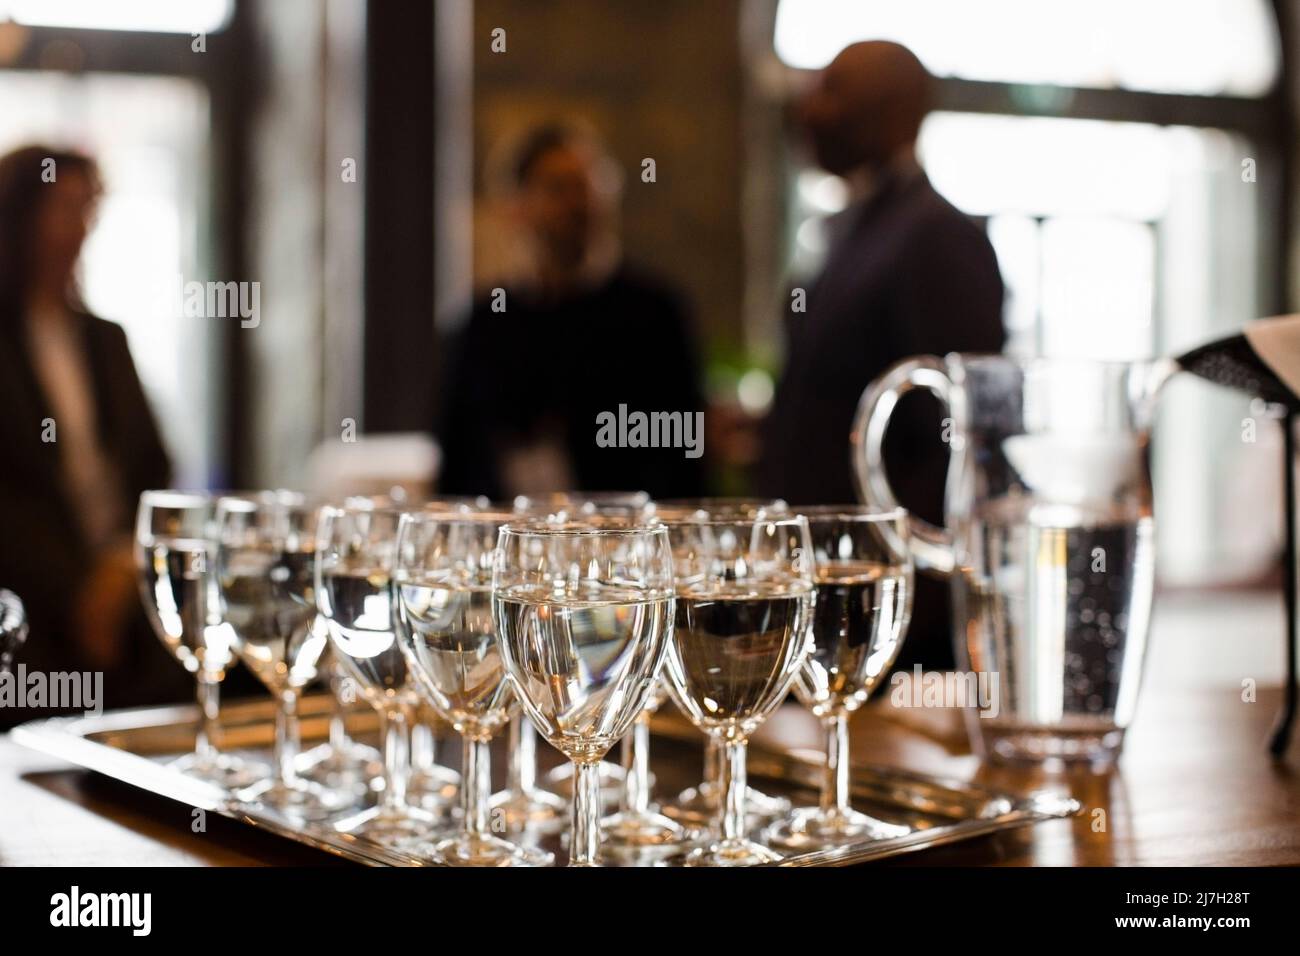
2,592,1298,867
2,683,1296,867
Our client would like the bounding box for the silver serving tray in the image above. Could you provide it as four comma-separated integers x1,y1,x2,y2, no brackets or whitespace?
10,697,1079,866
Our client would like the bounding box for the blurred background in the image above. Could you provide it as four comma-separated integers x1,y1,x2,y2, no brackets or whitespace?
0,0,1296,703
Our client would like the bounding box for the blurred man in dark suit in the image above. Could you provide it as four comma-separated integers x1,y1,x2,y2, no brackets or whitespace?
0,145,181,723
759,42,1005,669
438,124,706,500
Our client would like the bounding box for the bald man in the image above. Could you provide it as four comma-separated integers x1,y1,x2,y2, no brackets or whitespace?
759,41,1004,670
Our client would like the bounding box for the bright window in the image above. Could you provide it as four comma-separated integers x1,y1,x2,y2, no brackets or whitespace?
0,0,232,34
775,0,1280,96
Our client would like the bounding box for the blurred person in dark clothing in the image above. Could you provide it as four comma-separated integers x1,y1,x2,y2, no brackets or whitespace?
437,123,706,500
0,145,182,723
759,42,1005,669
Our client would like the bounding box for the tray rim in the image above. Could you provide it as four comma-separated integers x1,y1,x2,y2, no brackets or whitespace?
8,701,1081,868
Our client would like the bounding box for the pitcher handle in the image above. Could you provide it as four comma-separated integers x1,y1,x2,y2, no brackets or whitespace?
850,355,958,577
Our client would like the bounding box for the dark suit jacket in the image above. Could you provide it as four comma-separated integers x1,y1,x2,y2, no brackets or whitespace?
759,170,1005,669
0,307,175,720
437,266,707,500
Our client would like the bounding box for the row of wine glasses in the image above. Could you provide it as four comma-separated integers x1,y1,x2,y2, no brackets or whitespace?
134,490,913,866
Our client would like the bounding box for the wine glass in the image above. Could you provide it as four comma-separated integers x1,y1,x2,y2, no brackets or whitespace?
301,495,478,799
408,703,461,809
598,677,695,853
765,507,913,849
662,514,815,865
293,643,381,798
649,499,794,827
214,491,343,816
491,491,650,827
135,490,262,788
393,508,552,866
403,498,486,806
315,499,442,845
0,589,27,675
493,517,673,866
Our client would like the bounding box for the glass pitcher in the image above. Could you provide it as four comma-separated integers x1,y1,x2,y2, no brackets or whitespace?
852,354,1174,764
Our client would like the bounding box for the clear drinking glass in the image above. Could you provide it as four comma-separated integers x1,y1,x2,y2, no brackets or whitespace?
214,491,342,816
650,499,794,828
293,643,380,798
301,494,481,788
598,677,693,853
135,490,261,788
493,517,673,866
765,507,914,850
408,704,461,809
491,491,651,826
316,499,441,845
393,509,552,866
402,498,487,806
662,515,815,865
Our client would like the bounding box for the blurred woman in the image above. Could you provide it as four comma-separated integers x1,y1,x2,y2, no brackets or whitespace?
0,144,180,722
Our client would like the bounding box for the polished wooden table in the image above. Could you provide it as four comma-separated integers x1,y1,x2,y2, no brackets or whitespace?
2,592,1297,866
2,684,1295,867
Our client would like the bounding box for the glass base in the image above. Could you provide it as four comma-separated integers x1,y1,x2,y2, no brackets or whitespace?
170,751,267,791
333,802,439,847
977,724,1127,767
235,777,352,821
543,760,627,806
661,781,790,828
294,742,380,798
764,807,909,851
408,764,460,811
683,837,783,867
601,810,693,848
424,832,553,867
488,786,569,833
297,739,382,773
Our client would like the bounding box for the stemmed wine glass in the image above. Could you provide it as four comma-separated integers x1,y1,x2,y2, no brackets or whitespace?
393,508,552,866
599,678,693,852
493,516,673,866
765,506,913,849
135,490,262,788
316,498,442,845
649,498,794,827
293,642,380,798
214,491,343,816
662,514,815,865
299,496,483,791
490,490,650,827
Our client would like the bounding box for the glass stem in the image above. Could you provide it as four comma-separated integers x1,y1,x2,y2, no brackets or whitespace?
620,712,652,814
508,716,538,793
571,759,602,866
704,737,721,797
380,706,410,813
821,713,851,817
328,677,350,752
195,674,220,763
719,737,748,842
463,737,491,837
411,720,435,773
332,702,353,754
276,688,301,787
